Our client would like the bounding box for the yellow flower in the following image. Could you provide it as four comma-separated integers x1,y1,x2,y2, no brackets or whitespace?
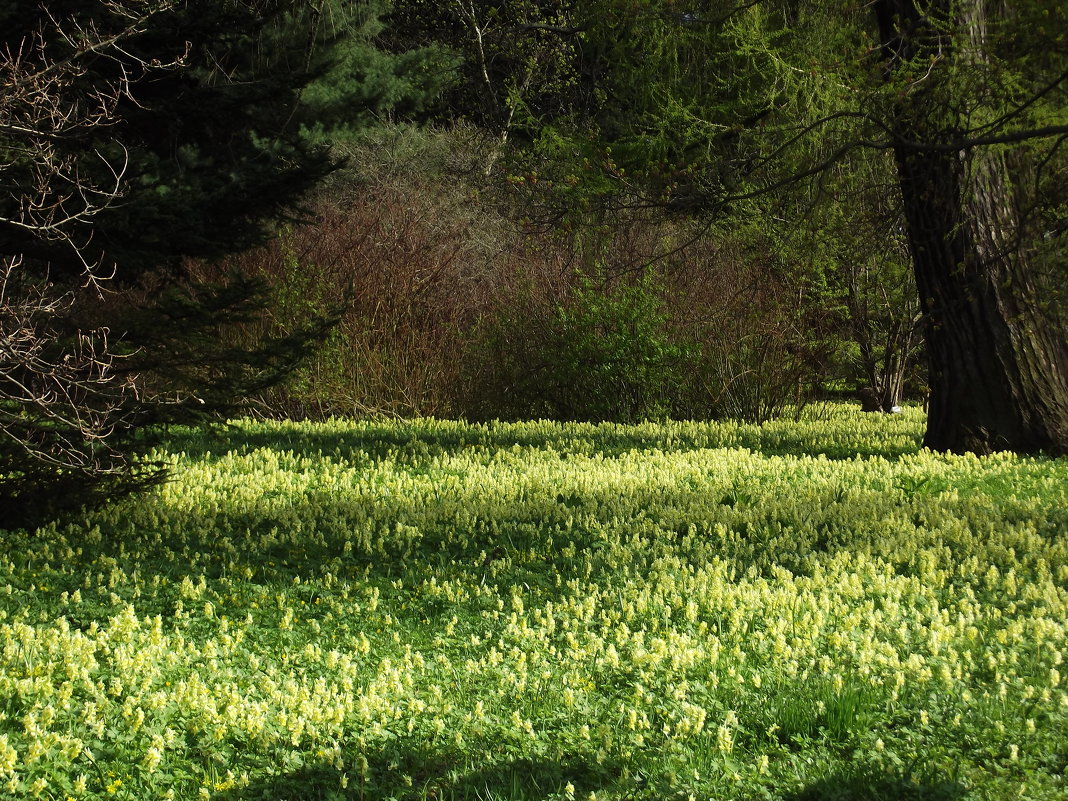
144,745,164,772
0,735,15,777
716,724,733,754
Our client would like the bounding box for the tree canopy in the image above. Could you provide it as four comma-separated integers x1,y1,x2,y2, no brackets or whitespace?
429,0,1068,453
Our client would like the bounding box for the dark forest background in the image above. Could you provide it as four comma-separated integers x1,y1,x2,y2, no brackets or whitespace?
2,0,1066,524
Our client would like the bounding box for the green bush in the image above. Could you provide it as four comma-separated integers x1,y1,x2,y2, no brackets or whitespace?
467,269,694,422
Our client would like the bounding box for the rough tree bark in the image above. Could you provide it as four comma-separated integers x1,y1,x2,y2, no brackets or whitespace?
875,0,1068,454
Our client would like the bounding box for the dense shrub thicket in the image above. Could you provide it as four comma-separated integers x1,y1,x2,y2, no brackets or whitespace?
198,127,880,423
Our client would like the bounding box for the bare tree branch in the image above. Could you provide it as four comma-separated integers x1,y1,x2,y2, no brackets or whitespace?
0,2,188,521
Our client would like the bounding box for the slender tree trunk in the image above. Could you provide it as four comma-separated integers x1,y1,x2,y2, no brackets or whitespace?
875,0,1068,454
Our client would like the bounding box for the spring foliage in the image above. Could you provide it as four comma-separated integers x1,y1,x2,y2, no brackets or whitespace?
1,408,1066,799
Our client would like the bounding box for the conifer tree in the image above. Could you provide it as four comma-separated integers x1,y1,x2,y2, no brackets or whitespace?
0,0,435,526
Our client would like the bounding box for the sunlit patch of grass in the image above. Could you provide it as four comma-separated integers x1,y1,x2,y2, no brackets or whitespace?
1,407,1066,799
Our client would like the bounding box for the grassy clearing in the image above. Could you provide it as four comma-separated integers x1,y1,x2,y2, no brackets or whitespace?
1,407,1067,800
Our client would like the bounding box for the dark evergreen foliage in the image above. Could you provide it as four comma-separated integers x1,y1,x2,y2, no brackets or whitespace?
0,0,435,527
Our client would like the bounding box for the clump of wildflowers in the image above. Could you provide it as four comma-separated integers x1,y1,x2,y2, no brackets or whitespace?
0,409,1064,799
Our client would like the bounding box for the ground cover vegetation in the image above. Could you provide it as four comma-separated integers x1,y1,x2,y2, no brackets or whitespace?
1,409,1067,799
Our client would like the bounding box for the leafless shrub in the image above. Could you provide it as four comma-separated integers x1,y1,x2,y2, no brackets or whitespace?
1,2,184,526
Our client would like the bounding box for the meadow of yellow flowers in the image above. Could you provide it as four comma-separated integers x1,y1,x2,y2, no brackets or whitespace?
1,407,1065,800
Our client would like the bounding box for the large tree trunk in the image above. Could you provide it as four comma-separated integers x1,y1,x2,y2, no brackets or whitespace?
875,0,1068,454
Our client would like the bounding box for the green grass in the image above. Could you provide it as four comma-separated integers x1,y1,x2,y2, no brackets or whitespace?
1,407,1067,800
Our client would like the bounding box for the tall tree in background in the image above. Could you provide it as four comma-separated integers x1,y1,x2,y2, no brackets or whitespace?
493,0,1068,454
873,0,1068,453
688,0,1068,453
382,0,586,173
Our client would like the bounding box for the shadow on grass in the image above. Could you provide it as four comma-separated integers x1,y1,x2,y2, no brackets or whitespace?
215,752,622,801
788,765,967,801
156,413,922,467
29,413,930,608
